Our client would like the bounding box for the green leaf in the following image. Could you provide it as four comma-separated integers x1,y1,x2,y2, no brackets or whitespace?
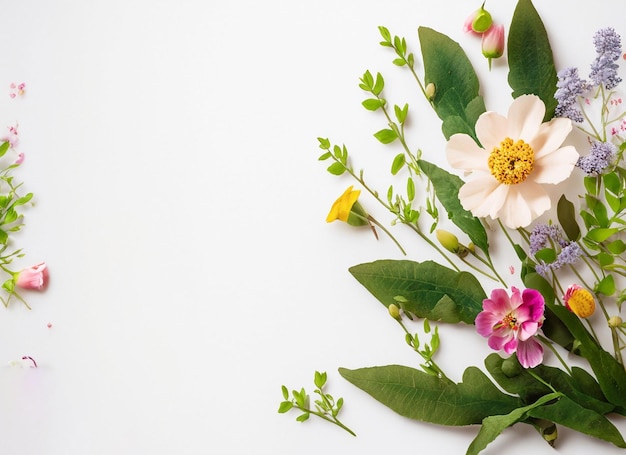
596,274,616,296
362,98,384,111
391,153,405,175
548,303,626,408
467,393,561,455
528,395,626,448
586,227,618,243
314,371,327,389
277,401,293,413
607,239,626,254
603,171,621,195
418,26,483,139
418,160,489,255
372,72,384,95
0,141,9,158
373,128,398,144
348,259,486,324
557,195,581,241
327,162,346,175
339,365,520,426
507,0,558,120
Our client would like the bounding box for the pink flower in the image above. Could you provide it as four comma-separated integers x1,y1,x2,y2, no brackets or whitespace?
475,287,545,368
15,262,49,290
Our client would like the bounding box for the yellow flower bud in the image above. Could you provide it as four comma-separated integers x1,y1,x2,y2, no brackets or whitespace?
388,304,401,320
563,284,595,318
425,83,436,101
436,229,459,253
608,315,623,328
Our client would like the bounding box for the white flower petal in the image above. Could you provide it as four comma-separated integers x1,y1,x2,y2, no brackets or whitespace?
475,111,508,151
497,182,550,228
532,145,578,184
458,174,508,218
530,117,574,159
446,134,489,172
506,95,545,140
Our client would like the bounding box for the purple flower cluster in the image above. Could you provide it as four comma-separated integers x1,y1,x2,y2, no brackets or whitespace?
590,28,622,89
530,224,582,278
555,67,587,122
576,140,617,175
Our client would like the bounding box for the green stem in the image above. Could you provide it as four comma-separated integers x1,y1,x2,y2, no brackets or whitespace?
294,405,356,436
538,335,572,374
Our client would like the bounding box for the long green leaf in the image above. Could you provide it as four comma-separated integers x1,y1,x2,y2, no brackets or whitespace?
507,0,558,120
467,393,560,455
419,27,484,140
528,396,626,448
348,260,486,324
418,159,489,256
339,365,520,426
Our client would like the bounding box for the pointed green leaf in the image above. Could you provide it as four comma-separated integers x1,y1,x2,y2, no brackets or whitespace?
557,195,581,241
467,393,561,455
348,259,486,324
339,365,520,426
374,128,398,144
507,0,558,120
327,162,346,175
528,396,626,448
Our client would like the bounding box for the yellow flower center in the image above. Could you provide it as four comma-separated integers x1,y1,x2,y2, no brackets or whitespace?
496,312,518,331
488,138,535,184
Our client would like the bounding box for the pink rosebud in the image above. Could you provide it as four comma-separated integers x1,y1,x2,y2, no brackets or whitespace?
481,23,505,69
16,262,49,290
463,3,493,34
15,152,24,164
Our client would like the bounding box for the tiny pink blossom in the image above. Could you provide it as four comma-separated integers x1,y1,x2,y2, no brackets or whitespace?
1,123,19,148
475,286,545,368
9,82,25,98
15,152,24,164
15,262,49,291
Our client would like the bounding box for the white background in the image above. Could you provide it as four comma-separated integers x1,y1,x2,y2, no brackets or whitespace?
0,0,624,453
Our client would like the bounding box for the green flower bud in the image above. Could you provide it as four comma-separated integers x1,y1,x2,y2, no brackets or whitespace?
609,315,624,328
472,5,493,33
501,356,522,377
436,229,459,253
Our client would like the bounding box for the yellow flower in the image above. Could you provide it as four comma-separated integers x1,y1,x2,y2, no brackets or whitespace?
563,284,595,318
326,186,369,226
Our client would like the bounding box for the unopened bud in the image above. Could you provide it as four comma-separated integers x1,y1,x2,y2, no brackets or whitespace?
388,304,401,320
425,83,436,101
563,284,595,318
471,5,493,33
436,229,459,253
609,315,623,328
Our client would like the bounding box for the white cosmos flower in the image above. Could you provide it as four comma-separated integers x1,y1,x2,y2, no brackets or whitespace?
446,94,579,229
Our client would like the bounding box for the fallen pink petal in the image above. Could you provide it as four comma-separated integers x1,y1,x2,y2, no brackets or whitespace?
15,262,49,291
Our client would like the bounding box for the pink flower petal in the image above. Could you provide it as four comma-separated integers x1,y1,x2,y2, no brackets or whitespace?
496,182,550,228
475,111,508,152
475,311,501,337
506,95,545,140
458,175,508,218
530,117,573,159
446,133,490,173
516,338,544,368
532,145,579,184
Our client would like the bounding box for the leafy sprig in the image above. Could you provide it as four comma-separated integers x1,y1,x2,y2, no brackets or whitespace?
278,371,355,436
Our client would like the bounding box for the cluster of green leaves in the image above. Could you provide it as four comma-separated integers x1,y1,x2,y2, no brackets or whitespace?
0,140,34,307
278,371,355,436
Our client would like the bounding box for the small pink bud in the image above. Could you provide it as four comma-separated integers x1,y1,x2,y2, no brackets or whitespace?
16,262,49,290
463,3,493,34
481,24,505,69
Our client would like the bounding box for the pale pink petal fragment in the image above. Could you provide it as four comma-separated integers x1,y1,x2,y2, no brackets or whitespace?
458,175,508,218
530,117,573,159
516,338,544,368
506,94,544,140
446,134,490,172
532,146,578,184
475,111,508,152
